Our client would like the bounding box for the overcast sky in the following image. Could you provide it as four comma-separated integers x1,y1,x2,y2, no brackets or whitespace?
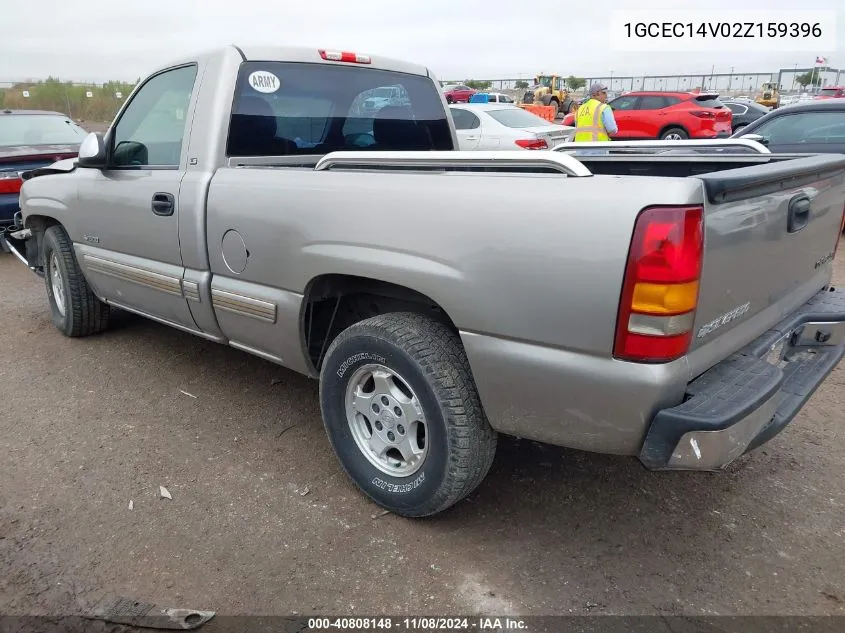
1,0,842,83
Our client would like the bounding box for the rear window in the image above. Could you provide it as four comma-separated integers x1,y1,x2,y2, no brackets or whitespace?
226,62,453,156
486,108,552,128
0,114,87,147
819,88,843,97
692,95,725,109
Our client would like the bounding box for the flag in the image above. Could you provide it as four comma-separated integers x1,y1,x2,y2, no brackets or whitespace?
816,56,827,64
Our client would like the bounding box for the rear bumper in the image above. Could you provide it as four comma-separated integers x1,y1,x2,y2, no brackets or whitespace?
0,193,20,224
640,287,845,470
692,129,731,139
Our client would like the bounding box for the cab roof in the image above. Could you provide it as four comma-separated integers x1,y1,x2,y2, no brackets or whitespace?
161,44,432,80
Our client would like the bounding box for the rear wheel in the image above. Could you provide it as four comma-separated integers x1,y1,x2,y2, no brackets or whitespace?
446,96,454,104
660,127,688,141
549,100,560,118
42,225,110,337
319,312,497,517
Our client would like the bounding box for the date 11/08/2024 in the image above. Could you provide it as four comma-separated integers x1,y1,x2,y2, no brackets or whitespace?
307,617,528,630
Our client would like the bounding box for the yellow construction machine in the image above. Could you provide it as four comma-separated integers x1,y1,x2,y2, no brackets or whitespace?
519,74,578,117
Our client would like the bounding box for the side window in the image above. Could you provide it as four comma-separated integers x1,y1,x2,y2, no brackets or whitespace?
637,96,668,110
501,95,514,103
111,65,197,167
751,112,845,144
451,109,480,130
553,78,562,91
609,96,638,110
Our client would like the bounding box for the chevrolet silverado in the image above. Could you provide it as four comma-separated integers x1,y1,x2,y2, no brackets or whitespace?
3,45,845,517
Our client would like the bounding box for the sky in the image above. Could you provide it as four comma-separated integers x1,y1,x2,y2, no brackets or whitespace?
1,0,842,83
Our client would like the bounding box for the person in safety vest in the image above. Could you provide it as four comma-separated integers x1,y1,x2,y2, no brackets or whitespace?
573,83,618,142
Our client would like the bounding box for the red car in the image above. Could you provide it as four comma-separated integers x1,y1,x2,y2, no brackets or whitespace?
815,86,845,100
563,92,732,140
441,83,477,104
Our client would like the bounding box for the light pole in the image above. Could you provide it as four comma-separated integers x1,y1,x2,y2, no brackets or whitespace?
728,66,734,92
609,69,613,91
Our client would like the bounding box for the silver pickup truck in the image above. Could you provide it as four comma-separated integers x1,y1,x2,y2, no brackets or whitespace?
4,45,845,518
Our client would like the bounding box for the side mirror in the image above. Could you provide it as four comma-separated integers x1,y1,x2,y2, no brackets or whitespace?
77,132,107,169
741,133,769,147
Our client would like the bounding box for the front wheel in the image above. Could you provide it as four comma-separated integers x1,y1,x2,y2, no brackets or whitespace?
660,127,688,141
319,313,497,517
42,225,110,337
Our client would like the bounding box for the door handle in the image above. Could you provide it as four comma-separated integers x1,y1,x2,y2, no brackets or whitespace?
151,192,175,217
787,194,811,233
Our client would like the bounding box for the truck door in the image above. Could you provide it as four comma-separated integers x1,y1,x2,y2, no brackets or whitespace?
73,64,201,329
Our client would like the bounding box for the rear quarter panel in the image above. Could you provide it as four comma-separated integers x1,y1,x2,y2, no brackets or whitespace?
205,168,705,356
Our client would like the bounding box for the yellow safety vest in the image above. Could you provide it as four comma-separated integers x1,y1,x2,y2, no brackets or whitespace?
573,99,610,142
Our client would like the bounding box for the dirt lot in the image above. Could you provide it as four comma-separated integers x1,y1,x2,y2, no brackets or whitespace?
1,252,845,624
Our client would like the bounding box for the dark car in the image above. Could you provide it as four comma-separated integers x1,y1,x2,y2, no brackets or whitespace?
731,99,845,153
721,100,770,134
0,110,86,230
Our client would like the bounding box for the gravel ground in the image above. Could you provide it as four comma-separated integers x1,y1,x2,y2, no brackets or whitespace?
1,251,845,625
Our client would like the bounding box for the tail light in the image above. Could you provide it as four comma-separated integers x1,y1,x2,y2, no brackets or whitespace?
614,206,704,363
318,49,371,64
515,138,548,150
0,172,23,195
690,110,715,119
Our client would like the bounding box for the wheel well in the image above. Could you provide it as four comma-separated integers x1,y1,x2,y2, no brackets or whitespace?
658,124,688,138
23,215,60,268
301,274,457,374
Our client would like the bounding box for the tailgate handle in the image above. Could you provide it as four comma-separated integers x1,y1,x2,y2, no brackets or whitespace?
787,195,811,233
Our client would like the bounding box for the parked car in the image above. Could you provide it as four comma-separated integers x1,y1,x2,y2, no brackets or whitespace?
561,92,732,139
0,110,86,232
441,83,476,103
605,91,732,140
815,86,845,100
450,103,573,150
468,92,516,104
5,45,845,519
733,99,845,153
721,100,770,134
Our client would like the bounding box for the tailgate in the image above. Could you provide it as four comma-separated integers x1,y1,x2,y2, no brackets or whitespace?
690,154,845,356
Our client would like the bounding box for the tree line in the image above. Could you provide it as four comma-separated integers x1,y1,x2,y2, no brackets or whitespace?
0,77,137,121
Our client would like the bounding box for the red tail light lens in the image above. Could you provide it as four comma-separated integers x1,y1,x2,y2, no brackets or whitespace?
614,206,704,363
0,173,23,194
690,110,715,119
515,138,548,150
318,49,371,64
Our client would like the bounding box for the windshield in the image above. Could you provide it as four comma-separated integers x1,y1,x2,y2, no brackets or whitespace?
487,108,552,128
537,77,553,88
693,95,725,108
0,114,87,147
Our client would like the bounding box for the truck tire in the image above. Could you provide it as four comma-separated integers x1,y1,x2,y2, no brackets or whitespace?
319,312,497,517
660,127,688,140
42,224,110,337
